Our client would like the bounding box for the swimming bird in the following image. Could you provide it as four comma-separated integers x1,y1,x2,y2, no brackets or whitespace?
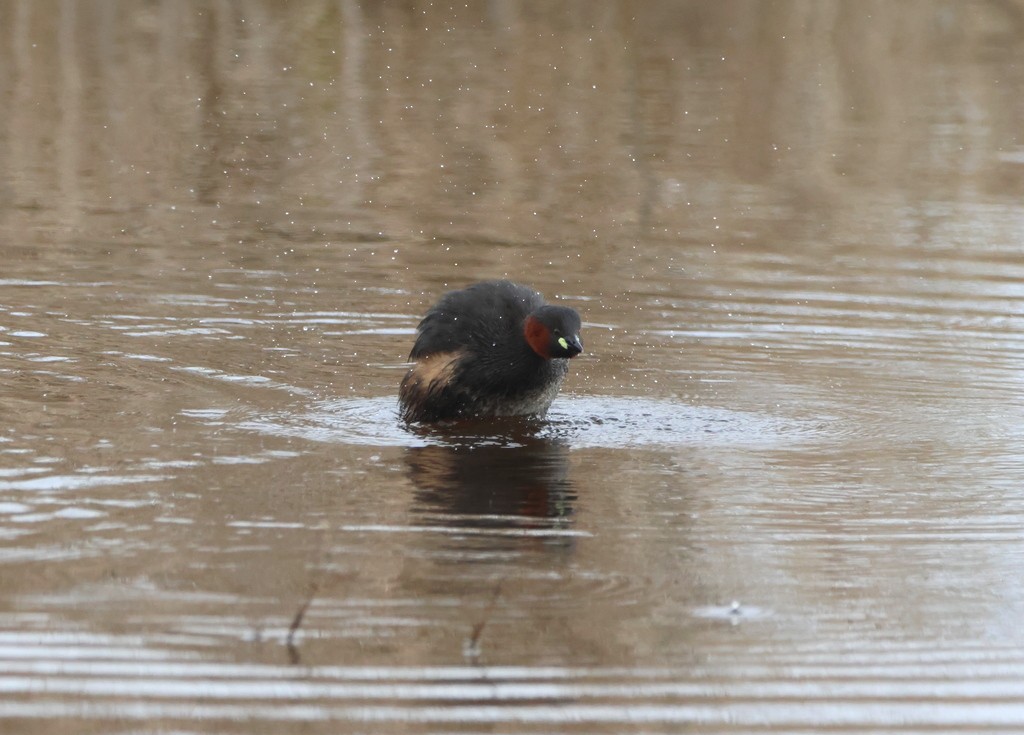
399,280,583,423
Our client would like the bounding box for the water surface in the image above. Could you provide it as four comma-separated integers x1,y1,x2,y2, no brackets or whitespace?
3,1,1024,732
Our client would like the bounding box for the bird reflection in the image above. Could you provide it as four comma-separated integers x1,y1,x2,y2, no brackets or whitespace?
404,421,576,532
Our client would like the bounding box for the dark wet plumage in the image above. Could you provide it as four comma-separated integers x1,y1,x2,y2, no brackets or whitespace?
399,280,583,423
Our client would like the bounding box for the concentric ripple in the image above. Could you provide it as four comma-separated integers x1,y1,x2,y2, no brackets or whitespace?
242,395,819,450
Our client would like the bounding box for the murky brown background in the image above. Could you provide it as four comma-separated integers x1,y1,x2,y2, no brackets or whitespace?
4,1,1024,732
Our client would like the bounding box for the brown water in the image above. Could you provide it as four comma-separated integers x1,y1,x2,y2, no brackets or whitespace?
4,1,1024,732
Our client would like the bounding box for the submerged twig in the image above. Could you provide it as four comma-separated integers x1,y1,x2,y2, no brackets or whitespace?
286,580,320,665
466,581,503,659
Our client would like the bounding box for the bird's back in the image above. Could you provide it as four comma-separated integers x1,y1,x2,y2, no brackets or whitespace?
409,280,543,359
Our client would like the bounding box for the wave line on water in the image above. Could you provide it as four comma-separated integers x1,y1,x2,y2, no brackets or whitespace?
336,524,591,538
4,699,1024,726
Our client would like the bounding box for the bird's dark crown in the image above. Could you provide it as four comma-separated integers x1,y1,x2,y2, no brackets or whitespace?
524,305,583,359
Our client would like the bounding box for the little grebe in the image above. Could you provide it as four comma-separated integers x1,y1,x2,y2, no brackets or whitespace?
399,280,583,423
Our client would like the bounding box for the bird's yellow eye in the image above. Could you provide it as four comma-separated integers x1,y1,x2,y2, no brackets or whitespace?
557,337,569,350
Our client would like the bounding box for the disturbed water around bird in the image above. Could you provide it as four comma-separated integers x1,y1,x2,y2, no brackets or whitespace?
5,2,1024,732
